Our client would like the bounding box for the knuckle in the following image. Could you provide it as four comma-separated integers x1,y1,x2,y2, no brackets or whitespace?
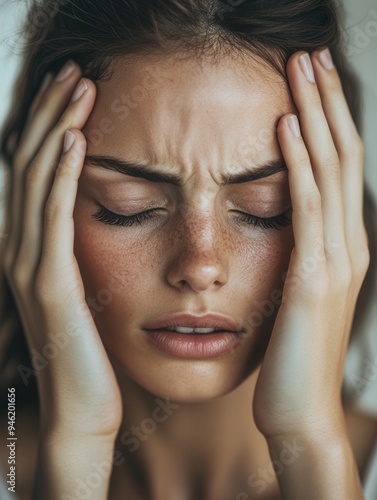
302,189,322,214
296,153,310,167
53,115,72,135
327,78,342,93
55,157,76,178
354,246,371,279
322,157,340,179
349,226,370,278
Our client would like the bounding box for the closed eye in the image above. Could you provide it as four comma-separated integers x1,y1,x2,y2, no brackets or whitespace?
91,206,161,226
231,208,292,230
91,206,292,230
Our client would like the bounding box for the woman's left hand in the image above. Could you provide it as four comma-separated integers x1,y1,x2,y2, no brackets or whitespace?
252,48,370,442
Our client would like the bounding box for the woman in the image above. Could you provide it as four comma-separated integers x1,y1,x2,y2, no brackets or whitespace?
0,0,377,498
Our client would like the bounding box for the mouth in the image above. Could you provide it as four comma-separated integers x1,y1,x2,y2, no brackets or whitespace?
143,312,245,334
143,312,245,358
157,326,230,334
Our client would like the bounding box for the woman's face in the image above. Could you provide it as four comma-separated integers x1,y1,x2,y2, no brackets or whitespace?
73,52,296,401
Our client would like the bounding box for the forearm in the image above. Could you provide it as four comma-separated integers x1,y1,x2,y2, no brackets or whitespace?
266,431,364,500
32,432,117,500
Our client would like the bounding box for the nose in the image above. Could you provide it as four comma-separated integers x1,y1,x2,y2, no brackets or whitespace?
165,211,229,292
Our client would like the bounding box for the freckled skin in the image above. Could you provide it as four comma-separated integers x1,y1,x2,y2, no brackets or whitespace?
73,51,296,402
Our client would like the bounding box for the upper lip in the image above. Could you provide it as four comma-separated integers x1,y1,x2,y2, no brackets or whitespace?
143,313,245,333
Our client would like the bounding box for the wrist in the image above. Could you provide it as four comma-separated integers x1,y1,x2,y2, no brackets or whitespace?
264,412,353,467
265,427,363,500
39,409,121,444
40,426,119,448
261,404,348,443
266,429,353,462
34,430,117,500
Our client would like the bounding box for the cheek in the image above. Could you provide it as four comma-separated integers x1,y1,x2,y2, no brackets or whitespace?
234,229,294,359
232,225,294,301
73,220,158,305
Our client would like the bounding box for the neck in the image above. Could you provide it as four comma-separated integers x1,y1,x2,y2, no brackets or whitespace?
109,358,271,500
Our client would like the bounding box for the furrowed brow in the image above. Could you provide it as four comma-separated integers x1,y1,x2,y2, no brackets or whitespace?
84,155,287,185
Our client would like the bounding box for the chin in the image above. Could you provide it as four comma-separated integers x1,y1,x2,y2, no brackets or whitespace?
109,346,258,404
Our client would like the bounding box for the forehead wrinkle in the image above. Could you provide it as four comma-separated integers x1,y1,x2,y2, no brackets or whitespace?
141,85,287,179
88,53,293,180
143,100,285,186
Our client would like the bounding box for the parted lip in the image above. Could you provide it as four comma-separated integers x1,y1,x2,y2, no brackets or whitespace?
143,313,245,333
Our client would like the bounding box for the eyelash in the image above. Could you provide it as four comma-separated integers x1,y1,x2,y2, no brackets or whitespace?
234,209,292,229
92,207,159,227
92,206,292,230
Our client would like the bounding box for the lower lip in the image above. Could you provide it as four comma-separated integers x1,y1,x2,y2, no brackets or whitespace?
143,329,242,359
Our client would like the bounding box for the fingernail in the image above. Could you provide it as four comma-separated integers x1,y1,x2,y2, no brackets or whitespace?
39,72,53,93
318,47,334,70
71,78,88,103
288,115,301,138
55,60,76,82
298,53,315,83
63,131,76,153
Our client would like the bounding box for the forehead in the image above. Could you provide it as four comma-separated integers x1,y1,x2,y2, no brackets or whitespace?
85,52,296,171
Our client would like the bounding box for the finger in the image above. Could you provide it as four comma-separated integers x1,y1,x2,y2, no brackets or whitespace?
17,79,96,279
277,113,325,259
286,51,346,255
311,48,365,242
17,60,82,170
5,61,82,270
41,129,86,268
27,71,54,120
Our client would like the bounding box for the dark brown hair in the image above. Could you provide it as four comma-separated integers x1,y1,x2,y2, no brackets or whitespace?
0,0,376,406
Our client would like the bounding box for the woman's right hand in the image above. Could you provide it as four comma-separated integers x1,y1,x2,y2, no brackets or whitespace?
2,60,123,441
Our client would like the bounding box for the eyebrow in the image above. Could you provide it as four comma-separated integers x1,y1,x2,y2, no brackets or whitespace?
84,155,287,186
